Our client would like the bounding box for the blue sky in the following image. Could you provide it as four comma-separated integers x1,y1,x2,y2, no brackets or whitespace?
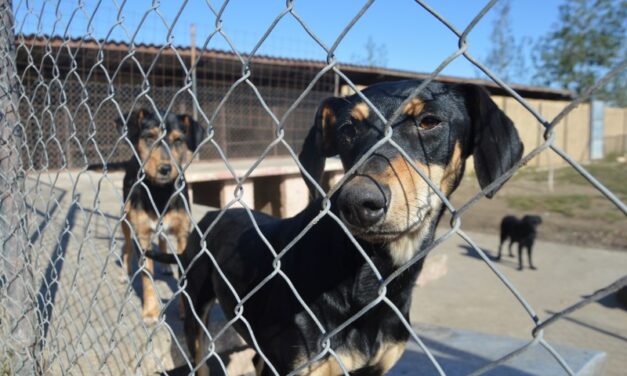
14,1,562,84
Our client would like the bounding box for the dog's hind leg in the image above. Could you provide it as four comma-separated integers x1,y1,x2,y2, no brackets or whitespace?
497,238,504,261
190,300,214,376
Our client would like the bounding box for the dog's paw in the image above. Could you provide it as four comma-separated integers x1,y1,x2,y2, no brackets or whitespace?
142,313,159,325
530,266,537,270
118,272,129,284
517,266,523,271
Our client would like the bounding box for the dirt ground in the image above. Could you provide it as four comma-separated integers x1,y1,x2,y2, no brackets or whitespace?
443,158,627,251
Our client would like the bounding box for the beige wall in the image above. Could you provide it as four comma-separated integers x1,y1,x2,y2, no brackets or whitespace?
603,106,627,156
604,107,627,137
477,96,591,170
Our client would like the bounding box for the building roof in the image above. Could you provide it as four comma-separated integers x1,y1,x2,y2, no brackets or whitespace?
17,34,575,100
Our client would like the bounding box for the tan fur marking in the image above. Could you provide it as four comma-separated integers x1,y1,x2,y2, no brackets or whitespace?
370,156,447,265
440,142,463,195
138,127,187,182
322,105,336,130
373,156,426,229
120,217,133,283
321,105,337,151
163,209,190,254
351,102,369,121
370,342,406,373
403,98,424,117
294,350,366,375
121,203,163,322
126,207,160,321
254,357,265,376
167,129,184,144
137,131,161,180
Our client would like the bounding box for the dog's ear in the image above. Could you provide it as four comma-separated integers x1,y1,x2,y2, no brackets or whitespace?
116,108,150,144
462,84,523,198
178,114,206,152
298,97,346,199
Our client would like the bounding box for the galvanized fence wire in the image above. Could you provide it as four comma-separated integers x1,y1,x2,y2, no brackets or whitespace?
0,0,626,375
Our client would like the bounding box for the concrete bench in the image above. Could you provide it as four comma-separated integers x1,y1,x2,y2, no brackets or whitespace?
186,157,343,217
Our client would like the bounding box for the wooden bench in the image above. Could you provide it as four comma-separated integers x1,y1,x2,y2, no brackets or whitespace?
186,157,343,217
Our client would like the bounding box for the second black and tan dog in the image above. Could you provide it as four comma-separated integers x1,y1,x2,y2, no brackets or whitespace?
119,108,204,324
497,215,543,270
148,80,523,374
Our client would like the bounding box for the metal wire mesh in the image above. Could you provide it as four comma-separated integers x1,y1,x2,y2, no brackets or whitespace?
1,0,626,375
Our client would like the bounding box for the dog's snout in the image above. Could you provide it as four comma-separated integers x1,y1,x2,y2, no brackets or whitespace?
339,178,388,228
158,164,172,176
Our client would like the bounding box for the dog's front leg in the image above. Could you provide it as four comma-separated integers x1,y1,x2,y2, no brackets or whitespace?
139,235,160,324
158,237,175,276
175,234,188,319
517,243,524,271
527,241,536,270
120,221,134,283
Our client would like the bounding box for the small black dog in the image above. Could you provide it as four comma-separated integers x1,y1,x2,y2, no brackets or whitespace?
118,108,204,323
148,80,523,374
497,215,543,270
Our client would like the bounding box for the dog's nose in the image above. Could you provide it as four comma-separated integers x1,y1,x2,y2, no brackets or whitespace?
338,178,387,228
158,164,172,176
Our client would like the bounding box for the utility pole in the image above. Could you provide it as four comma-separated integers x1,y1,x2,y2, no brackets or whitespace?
190,23,198,121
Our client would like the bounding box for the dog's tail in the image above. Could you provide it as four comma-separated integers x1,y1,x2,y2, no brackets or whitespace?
144,250,179,264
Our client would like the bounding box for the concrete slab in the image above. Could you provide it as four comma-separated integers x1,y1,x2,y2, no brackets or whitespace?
191,307,607,376
390,324,606,376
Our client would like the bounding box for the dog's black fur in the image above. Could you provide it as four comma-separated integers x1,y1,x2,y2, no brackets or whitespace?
147,80,523,374
119,108,204,323
497,215,542,270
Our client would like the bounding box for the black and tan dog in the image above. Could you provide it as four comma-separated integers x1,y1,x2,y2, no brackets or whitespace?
497,215,542,270
148,80,523,374
118,108,204,324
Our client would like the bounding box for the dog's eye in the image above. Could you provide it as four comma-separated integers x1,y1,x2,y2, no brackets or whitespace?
418,115,441,130
173,138,184,145
338,122,356,139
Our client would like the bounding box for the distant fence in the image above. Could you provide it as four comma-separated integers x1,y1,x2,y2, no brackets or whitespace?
15,36,627,170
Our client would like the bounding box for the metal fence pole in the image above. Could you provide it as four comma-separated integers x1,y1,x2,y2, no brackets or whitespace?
0,1,37,374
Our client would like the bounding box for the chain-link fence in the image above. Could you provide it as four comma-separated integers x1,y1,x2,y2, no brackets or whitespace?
1,0,626,375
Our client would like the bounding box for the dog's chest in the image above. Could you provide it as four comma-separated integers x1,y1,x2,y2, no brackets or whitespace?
126,203,187,237
151,210,186,235
295,336,406,374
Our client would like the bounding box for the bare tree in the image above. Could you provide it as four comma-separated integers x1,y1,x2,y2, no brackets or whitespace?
353,36,388,68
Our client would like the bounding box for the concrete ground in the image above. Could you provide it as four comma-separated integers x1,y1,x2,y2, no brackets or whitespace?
20,170,627,375
411,230,627,376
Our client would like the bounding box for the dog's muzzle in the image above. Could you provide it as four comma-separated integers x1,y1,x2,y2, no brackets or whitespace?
338,177,389,229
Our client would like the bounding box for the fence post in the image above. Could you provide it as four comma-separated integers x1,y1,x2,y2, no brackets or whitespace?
0,1,37,374
590,100,605,160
